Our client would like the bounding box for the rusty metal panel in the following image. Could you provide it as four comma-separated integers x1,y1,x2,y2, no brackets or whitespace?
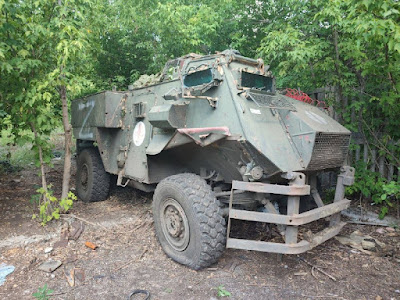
232,180,310,196
226,238,311,254
309,222,346,248
229,209,289,224
291,199,351,226
226,222,346,254
230,200,350,226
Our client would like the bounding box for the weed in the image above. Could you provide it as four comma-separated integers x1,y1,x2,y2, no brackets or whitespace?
32,284,53,300
216,285,231,298
32,186,77,225
379,181,400,219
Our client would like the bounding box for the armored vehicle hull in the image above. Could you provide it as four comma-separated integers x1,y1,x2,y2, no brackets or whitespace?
72,50,354,269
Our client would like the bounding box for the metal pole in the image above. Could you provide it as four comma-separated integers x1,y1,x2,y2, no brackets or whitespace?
330,166,355,226
285,173,306,244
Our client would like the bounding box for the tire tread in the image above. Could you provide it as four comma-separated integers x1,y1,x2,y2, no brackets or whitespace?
77,148,110,202
153,173,226,270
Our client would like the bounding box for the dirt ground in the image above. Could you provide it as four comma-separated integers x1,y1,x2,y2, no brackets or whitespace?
0,161,400,300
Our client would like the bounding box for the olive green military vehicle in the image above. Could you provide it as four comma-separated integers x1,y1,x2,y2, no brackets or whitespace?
71,50,355,270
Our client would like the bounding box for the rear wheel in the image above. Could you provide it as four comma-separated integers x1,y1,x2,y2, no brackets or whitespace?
76,148,110,202
152,173,226,270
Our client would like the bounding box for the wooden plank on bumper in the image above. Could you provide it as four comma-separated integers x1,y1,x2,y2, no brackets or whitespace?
229,199,351,226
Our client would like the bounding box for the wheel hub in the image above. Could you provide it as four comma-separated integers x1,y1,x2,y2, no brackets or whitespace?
161,199,190,251
165,207,184,237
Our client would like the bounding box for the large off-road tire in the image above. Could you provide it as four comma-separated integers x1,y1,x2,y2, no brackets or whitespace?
152,174,226,270
76,148,110,202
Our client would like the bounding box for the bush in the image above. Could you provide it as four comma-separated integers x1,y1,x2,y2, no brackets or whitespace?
346,162,399,218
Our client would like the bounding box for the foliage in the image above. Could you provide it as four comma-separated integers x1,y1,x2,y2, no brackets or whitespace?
0,0,95,138
32,186,76,226
346,163,386,202
32,284,54,300
380,181,400,219
91,0,238,90
346,162,398,218
216,285,231,298
1,0,97,217
256,0,400,136
1,0,58,161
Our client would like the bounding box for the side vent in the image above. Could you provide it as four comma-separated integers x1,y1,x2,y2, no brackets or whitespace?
134,102,146,118
148,103,188,129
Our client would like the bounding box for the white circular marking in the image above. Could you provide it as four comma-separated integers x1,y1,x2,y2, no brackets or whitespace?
305,111,328,125
133,121,146,146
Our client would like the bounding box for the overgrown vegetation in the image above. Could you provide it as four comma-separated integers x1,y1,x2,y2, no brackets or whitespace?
32,284,53,300
346,162,400,218
1,0,399,217
31,186,76,225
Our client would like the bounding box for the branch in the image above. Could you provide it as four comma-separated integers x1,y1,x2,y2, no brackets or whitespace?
361,118,400,168
60,213,111,232
298,256,337,282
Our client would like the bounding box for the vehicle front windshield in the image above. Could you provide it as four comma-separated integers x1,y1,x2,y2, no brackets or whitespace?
241,71,274,92
183,69,213,87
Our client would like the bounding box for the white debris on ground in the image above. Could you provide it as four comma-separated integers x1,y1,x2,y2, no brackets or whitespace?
0,263,15,286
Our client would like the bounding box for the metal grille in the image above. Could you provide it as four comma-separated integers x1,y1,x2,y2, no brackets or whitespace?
248,92,296,110
307,133,350,170
134,102,145,118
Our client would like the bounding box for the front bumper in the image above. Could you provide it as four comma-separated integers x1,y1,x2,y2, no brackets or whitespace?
226,166,355,254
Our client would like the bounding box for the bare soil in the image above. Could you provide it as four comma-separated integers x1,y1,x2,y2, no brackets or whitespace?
0,161,400,300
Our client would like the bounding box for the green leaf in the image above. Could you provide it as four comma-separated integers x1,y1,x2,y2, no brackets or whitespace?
379,206,388,219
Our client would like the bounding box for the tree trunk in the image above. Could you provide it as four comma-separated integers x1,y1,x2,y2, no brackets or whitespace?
60,85,72,200
333,26,344,123
31,123,48,192
385,44,397,92
354,69,366,132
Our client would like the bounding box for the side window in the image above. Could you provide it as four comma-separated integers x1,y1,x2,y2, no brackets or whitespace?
183,69,213,87
240,71,275,93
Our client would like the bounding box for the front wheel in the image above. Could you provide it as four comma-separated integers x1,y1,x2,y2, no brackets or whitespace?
152,174,226,270
76,148,110,202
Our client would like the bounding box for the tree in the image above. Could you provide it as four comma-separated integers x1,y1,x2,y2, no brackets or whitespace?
0,0,96,223
257,0,400,138
92,0,247,89
50,0,96,200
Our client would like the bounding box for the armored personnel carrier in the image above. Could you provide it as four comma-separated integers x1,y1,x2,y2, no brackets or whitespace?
71,50,354,270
